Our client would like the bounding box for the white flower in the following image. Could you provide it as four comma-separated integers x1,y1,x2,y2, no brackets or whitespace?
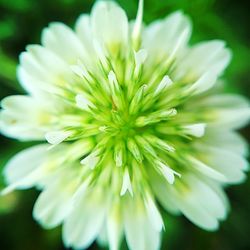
1,0,250,249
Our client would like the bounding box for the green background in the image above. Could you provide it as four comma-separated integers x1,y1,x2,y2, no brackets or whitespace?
0,0,249,249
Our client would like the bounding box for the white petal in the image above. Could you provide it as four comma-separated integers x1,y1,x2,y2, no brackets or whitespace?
172,174,225,231
80,150,100,169
211,107,250,130
149,171,180,214
188,156,227,182
174,40,231,81
75,14,95,54
196,94,250,129
188,71,217,94
1,95,39,113
134,49,147,69
91,1,128,48
204,179,230,213
188,175,227,220
123,199,161,250
158,162,180,184
183,204,219,230
202,129,248,156
132,0,144,48
71,178,91,203
19,51,49,83
33,174,75,228
182,123,206,137
70,65,88,79
45,131,72,145
42,22,87,64
197,94,250,109
144,193,164,231
198,184,228,221
120,168,133,196
154,75,173,96
97,226,108,248
108,70,120,95
26,45,70,77
19,45,72,94
198,145,248,183
17,66,51,97
156,191,180,215
143,11,191,60
3,144,48,189
160,164,174,184
75,94,93,111
107,202,123,250
176,191,219,231
0,110,46,140
63,189,106,249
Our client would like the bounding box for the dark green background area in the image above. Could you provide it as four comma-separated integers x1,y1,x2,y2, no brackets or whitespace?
0,0,249,249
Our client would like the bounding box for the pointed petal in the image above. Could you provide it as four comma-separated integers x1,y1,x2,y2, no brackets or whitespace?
0,95,51,140
188,71,217,95
33,172,75,228
182,123,206,137
211,107,250,130
45,131,72,145
144,193,164,231
75,14,95,54
107,202,123,250
173,175,225,231
143,11,191,60
202,129,248,156
198,145,248,183
132,0,144,48
63,189,106,249
120,168,133,196
123,199,161,250
91,1,128,50
3,144,48,188
42,22,88,64
174,40,231,81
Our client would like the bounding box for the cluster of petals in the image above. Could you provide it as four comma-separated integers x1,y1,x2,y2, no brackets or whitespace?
0,1,249,250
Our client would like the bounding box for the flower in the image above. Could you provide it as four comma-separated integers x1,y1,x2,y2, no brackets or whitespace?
0,0,250,249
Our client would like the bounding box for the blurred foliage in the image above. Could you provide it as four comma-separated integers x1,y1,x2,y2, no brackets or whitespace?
0,0,249,249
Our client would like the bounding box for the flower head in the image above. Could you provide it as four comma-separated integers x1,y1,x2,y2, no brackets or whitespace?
1,0,250,249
